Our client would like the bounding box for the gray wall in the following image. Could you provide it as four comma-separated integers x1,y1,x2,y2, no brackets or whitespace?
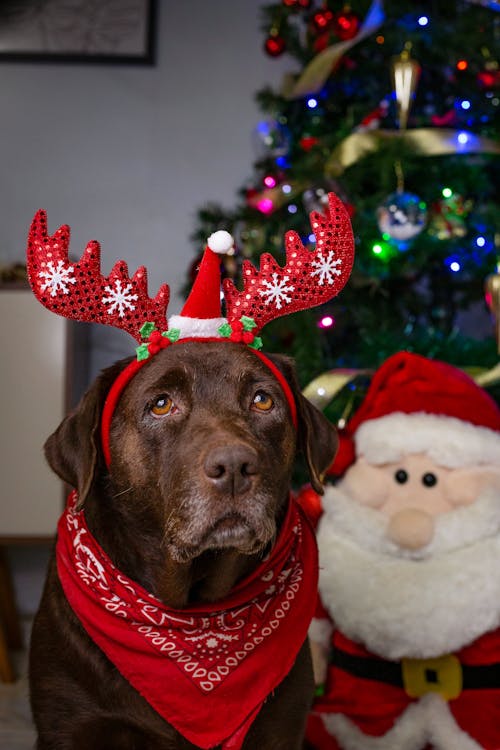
0,0,290,383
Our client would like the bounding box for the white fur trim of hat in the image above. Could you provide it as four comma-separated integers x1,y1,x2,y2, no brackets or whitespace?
356,412,500,469
168,315,227,339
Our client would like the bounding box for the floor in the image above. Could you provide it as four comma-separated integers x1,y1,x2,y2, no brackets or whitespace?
0,620,36,750
0,544,50,750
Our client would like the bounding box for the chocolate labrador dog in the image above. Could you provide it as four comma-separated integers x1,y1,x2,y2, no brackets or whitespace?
30,340,337,750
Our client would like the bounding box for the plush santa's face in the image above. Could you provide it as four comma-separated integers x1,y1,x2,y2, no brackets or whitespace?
341,453,499,550
316,456,500,658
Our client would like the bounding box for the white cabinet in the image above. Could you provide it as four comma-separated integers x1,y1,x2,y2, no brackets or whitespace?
0,287,69,538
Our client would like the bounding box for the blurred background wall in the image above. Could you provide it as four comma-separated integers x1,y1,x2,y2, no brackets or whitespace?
0,0,289,388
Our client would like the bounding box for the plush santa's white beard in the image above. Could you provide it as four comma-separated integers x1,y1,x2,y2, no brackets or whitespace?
317,484,500,660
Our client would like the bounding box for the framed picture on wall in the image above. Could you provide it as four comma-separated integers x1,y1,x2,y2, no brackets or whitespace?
0,0,157,65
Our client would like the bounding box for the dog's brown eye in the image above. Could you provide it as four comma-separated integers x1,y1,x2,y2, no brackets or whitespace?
252,391,274,412
151,395,174,417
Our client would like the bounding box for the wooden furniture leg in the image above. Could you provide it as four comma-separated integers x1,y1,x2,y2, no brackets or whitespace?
0,618,15,683
0,546,23,682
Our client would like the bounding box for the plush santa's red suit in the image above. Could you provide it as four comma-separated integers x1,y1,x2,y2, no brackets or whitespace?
304,352,500,750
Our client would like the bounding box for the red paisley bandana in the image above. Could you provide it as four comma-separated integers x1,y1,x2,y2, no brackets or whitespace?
56,492,318,749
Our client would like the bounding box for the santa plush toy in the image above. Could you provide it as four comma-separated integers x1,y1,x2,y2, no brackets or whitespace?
304,351,500,750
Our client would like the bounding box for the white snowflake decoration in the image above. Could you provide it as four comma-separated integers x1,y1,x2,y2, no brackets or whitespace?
311,251,342,286
102,280,138,318
259,273,295,310
38,260,76,297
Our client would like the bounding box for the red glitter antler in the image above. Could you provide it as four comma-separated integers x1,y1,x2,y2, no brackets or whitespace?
222,192,354,333
26,210,170,342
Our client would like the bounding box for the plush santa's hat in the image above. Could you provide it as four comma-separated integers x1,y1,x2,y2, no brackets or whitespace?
330,351,500,475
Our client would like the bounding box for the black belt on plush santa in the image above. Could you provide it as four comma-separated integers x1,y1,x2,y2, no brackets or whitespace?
332,646,500,701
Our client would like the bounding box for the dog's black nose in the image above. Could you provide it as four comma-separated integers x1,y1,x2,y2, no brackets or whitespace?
203,444,259,496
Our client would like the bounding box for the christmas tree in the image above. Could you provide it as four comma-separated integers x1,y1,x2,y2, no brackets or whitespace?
187,0,500,406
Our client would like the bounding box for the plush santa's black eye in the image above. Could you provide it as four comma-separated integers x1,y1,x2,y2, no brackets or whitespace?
394,469,408,484
422,472,437,487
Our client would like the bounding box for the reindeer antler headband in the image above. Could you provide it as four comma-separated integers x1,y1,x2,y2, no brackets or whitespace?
27,192,354,468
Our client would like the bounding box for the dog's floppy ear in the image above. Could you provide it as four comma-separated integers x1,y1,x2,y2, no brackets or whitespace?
267,354,338,494
44,358,131,508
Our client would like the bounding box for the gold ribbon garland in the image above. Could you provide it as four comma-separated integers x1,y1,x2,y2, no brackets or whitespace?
474,364,500,388
485,255,500,355
245,129,500,212
325,128,500,176
303,364,500,423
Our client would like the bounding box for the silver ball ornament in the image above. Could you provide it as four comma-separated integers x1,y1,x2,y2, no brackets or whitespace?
376,191,427,242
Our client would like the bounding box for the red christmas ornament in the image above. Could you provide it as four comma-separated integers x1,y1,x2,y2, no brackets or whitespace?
264,35,286,57
299,136,320,151
283,0,311,7
478,70,500,88
312,9,334,31
332,8,360,40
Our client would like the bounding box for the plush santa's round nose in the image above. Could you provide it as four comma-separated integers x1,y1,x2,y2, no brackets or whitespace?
386,508,434,550
203,443,259,496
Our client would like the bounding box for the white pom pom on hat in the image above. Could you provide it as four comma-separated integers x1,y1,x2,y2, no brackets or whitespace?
207,230,234,255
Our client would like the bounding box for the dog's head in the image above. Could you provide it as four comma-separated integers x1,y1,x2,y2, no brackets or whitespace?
45,341,337,562
29,195,353,566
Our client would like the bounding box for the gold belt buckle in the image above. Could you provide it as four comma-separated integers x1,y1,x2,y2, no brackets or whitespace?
401,654,462,701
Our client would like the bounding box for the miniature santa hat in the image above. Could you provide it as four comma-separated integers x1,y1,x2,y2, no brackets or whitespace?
168,230,234,339
330,351,500,475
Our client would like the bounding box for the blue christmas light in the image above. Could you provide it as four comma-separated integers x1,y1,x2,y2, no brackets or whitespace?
288,204,298,214
308,233,316,243
457,132,469,145
476,236,486,247
307,97,318,109
445,255,461,272
460,100,471,110
418,15,429,26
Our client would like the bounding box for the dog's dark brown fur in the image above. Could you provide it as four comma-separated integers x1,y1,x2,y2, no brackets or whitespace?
30,341,337,749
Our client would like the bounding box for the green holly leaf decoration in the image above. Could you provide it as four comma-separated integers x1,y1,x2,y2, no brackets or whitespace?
218,322,233,338
241,316,257,332
248,336,263,350
139,321,156,340
136,343,150,361
164,328,180,343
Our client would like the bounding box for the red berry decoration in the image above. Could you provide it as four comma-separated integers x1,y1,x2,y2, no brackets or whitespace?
283,0,311,6
264,35,286,57
333,8,360,40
